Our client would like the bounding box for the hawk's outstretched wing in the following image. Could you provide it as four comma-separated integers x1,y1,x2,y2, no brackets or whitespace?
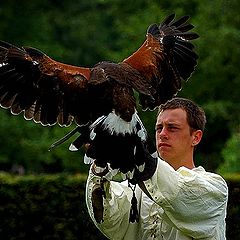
0,41,92,126
122,13,199,109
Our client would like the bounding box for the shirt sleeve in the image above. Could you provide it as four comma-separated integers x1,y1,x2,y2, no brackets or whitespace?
85,168,133,240
143,158,228,238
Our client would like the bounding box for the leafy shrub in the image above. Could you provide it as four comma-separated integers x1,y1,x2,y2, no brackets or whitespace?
225,174,240,239
0,173,107,240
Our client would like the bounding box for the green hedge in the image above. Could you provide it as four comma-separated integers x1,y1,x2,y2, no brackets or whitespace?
0,173,240,239
0,173,107,240
225,174,240,239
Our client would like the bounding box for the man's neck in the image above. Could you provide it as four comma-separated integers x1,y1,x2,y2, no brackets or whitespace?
167,158,195,170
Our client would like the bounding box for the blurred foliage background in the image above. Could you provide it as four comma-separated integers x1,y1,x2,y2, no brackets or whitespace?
0,0,239,175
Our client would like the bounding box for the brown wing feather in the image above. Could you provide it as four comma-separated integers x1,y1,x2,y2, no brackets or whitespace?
122,34,163,81
122,13,199,110
0,41,91,126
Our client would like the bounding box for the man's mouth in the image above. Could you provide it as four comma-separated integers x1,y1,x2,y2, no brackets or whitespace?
159,142,171,148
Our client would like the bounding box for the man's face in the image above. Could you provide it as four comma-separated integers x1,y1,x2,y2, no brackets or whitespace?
155,108,197,168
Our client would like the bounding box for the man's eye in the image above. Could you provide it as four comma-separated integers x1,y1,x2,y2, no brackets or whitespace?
169,126,178,130
156,126,163,132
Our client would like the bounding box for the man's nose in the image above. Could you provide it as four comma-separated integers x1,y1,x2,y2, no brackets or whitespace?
157,127,168,140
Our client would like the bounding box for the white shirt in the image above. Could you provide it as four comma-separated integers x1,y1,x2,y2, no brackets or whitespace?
86,158,228,240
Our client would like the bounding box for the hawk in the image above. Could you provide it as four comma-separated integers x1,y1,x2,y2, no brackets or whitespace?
0,13,199,180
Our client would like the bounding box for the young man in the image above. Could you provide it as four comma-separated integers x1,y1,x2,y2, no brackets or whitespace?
86,97,228,239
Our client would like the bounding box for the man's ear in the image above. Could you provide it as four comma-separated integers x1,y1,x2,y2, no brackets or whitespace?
192,130,203,146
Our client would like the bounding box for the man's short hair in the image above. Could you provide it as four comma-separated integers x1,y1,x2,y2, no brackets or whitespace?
158,97,206,132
